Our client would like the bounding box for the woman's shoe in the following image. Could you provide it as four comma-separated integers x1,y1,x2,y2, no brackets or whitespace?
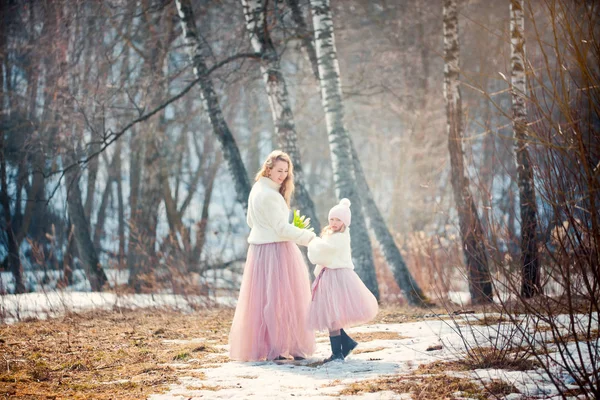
340,329,358,357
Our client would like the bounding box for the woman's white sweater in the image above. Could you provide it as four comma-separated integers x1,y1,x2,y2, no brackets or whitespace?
246,177,315,246
307,229,355,276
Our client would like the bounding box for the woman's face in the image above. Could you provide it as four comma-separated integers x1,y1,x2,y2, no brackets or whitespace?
268,160,289,185
329,217,345,232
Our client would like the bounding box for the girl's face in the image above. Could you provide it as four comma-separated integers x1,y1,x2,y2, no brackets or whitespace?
268,160,289,185
329,217,345,232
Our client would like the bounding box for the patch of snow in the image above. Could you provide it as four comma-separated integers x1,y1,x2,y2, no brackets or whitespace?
149,314,598,399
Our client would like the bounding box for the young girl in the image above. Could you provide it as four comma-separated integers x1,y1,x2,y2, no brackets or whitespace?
229,150,316,362
307,199,379,362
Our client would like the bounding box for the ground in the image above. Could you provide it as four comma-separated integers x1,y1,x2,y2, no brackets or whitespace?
0,304,594,399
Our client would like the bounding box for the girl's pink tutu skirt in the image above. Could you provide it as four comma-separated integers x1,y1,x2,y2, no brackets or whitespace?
229,242,316,361
308,268,378,332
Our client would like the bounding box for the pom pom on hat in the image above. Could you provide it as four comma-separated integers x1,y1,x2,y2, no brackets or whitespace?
328,198,352,227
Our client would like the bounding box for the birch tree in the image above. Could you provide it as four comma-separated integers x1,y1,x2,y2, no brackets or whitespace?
350,140,427,305
443,0,493,304
175,0,251,209
287,0,424,303
510,0,540,298
310,0,379,299
241,0,320,232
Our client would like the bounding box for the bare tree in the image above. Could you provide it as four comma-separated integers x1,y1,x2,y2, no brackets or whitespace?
65,158,108,291
240,0,320,232
443,0,493,304
175,0,251,209
0,0,25,293
310,0,379,299
288,0,425,303
510,0,540,298
127,0,174,291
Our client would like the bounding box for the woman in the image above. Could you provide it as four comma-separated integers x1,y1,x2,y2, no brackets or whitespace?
229,150,316,361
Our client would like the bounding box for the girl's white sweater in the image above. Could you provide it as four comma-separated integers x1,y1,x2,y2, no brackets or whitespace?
307,229,355,276
246,177,315,246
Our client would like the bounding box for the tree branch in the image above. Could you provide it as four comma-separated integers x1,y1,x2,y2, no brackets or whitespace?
45,51,261,183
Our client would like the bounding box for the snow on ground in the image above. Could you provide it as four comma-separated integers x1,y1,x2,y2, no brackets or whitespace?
0,291,236,324
1,289,596,399
149,315,598,400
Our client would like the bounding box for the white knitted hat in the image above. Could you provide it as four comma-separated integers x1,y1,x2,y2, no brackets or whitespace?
328,198,351,227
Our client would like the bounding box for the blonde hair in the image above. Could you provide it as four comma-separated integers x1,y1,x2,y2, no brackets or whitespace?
321,224,346,237
255,150,295,206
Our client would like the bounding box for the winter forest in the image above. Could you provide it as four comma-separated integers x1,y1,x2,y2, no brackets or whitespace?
1,0,598,399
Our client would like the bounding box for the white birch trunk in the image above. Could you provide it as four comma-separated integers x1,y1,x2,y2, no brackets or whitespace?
510,0,540,297
443,0,493,304
241,0,320,233
310,0,379,299
176,0,251,209
286,1,421,302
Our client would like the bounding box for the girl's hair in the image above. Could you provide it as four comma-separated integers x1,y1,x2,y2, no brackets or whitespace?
321,224,346,237
255,150,295,206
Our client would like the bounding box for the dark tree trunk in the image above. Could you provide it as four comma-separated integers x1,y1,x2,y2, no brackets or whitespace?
176,0,251,209
241,0,320,232
350,139,428,305
443,0,493,304
65,158,108,291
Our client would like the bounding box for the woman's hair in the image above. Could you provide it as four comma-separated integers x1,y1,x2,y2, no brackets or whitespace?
255,150,295,206
320,224,346,237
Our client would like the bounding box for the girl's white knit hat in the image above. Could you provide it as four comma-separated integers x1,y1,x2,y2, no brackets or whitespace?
328,198,351,227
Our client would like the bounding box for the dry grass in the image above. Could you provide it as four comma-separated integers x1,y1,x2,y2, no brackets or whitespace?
184,384,225,391
414,346,541,375
463,346,542,371
486,379,520,396
467,314,512,326
0,307,234,399
353,346,387,355
350,331,409,342
339,374,486,400
339,374,520,399
373,305,448,324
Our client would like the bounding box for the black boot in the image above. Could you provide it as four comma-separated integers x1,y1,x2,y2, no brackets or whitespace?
340,329,358,357
324,335,344,363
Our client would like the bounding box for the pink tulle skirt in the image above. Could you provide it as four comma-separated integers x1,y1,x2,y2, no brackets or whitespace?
308,268,379,332
229,242,316,361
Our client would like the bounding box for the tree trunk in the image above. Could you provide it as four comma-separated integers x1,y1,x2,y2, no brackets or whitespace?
0,1,25,294
192,151,222,268
128,1,171,292
286,0,320,80
286,0,423,300
114,140,126,265
65,158,108,291
310,0,379,299
443,0,493,304
126,127,143,274
93,153,118,252
510,0,540,298
241,0,321,232
63,222,75,286
350,139,428,305
0,114,25,294
175,0,251,209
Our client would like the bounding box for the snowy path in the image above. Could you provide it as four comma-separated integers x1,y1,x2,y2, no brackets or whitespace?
148,317,583,399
